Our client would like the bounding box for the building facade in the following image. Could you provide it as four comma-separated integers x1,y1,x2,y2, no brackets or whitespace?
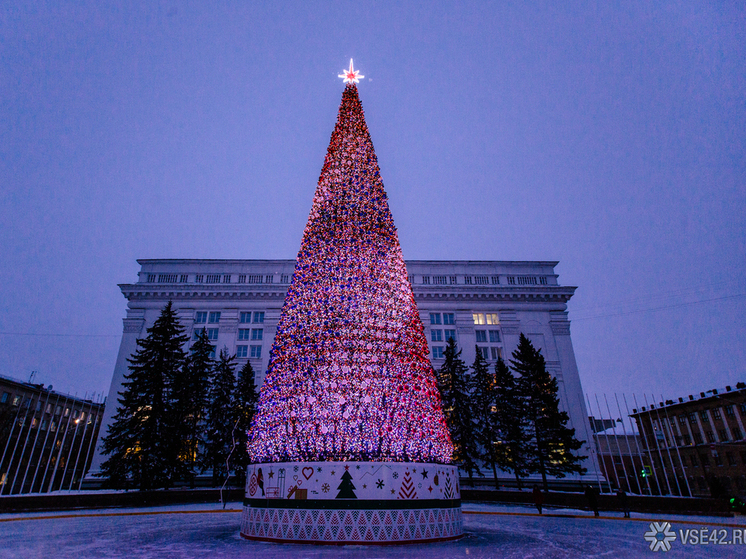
0,374,104,494
630,383,746,497
88,259,599,483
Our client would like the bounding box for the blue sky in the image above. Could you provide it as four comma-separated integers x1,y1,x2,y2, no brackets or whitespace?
1,1,744,401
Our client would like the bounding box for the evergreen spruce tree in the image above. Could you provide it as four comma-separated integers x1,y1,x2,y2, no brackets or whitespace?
203,348,237,486
233,360,259,487
437,338,481,485
471,346,500,487
511,333,586,491
99,301,188,490
170,330,213,487
492,357,531,489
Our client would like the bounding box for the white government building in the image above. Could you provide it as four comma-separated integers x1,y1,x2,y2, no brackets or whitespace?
88,258,600,484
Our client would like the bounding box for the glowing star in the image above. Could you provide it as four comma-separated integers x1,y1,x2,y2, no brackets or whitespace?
338,59,364,84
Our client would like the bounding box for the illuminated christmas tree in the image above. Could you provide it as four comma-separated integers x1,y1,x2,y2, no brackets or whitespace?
248,64,453,465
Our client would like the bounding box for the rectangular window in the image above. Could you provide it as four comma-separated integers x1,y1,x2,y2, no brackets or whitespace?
50,421,57,432
236,345,248,358
31,417,38,428
733,426,743,440
431,330,443,342
688,413,697,424
432,347,444,359
206,274,221,284
281,274,289,283
517,276,538,285
208,346,216,359
40,419,47,430
678,415,686,425
474,275,489,285
195,274,204,283
693,432,702,444
35,400,42,412
443,313,455,325
464,276,473,285
507,276,516,285
240,312,251,323
0,392,8,404
713,408,722,420
253,312,265,323
238,329,251,341
491,276,500,285
12,395,21,406
408,275,414,284
477,346,489,359
55,406,61,415
445,329,456,341
475,330,487,342
180,274,188,283
223,275,231,284
539,276,548,285
725,405,735,418
719,429,729,441
449,276,457,285
193,327,206,340
195,312,207,324
700,410,709,422
706,431,715,443
248,275,263,284
489,330,501,343
238,274,247,283
486,313,499,325
158,274,178,283
63,407,70,417
266,275,274,284
206,328,219,341
429,313,441,325
472,313,485,325
433,276,447,285
147,273,156,282
45,403,52,414
422,276,430,285
251,329,263,341
491,347,503,360
208,312,221,324
250,345,262,358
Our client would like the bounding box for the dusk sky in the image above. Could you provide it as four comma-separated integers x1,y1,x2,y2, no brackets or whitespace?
1,2,744,404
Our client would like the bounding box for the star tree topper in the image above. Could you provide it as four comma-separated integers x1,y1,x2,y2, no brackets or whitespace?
339,59,364,84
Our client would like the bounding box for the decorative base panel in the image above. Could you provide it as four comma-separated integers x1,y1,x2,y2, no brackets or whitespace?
241,461,463,544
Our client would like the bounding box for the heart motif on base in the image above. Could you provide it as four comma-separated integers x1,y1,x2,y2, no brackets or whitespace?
302,467,314,480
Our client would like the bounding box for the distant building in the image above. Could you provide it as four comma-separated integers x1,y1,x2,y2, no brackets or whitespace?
88,259,601,484
0,374,104,494
591,421,645,494
630,383,746,497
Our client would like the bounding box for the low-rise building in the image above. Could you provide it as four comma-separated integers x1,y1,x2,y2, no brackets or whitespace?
0,374,104,494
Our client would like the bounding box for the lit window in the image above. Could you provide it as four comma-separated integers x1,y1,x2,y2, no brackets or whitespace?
208,312,221,324
11,395,21,406
486,313,499,325
429,313,441,325
431,330,443,342
472,313,485,325
254,312,265,323
475,330,487,342
238,329,251,341
239,312,251,323
236,345,248,358
251,329,263,341
432,347,444,359
489,330,501,343
250,345,262,358
31,417,38,428
195,312,207,324
206,328,219,341
64,407,70,417
443,313,455,325
445,330,456,341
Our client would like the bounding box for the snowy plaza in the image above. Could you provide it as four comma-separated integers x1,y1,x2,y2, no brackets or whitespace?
2,502,745,558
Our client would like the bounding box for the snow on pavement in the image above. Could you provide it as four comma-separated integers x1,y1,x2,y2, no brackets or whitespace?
1,502,745,558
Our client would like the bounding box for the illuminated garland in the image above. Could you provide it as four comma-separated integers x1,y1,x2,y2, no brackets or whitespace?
247,84,454,464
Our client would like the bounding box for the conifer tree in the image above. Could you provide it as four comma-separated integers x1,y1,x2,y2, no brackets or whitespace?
471,346,499,487
232,360,259,487
437,338,481,484
492,357,531,489
511,333,586,491
170,330,213,487
203,348,237,486
99,301,188,490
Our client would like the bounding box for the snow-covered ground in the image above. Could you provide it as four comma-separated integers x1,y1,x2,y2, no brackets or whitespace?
1,502,745,558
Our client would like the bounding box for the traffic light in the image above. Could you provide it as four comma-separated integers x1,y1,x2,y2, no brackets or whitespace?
730,497,746,513
641,465,652,478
